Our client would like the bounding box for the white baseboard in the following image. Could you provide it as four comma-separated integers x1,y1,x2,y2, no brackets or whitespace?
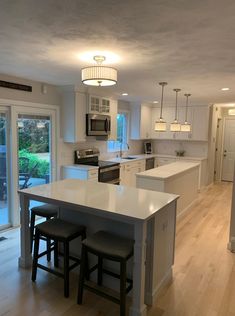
145,268,173,306
227,237,235,252
176,198,199,221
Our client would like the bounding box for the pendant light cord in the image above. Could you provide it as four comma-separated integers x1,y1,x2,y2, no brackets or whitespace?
159,82,167,119
184,94,191,123
175,91,178,120
173,88,181,121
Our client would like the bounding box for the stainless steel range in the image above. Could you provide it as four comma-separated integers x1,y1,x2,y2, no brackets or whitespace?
74,148,120,185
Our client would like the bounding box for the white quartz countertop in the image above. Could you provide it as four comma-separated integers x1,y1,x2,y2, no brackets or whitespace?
106,154,207,164
18,179,178,222
106,154,158,164
155,154,207,161
62,164,99,171
136,161,200,180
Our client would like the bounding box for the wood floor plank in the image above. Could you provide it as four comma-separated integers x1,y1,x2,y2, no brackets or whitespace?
0,182,234,316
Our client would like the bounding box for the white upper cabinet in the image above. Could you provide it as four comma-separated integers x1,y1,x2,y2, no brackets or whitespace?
62,91,87,143
88,95,111,114
151,106,209,141
62,91,117,143
191,106,209,141
130,103,152,140
108,99,117,141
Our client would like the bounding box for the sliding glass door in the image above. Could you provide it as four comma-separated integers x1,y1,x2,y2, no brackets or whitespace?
0,106,57,228
0,108,10,229
16,110,56,212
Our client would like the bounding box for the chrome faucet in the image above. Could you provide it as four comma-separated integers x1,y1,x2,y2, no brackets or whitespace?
119,140,129,158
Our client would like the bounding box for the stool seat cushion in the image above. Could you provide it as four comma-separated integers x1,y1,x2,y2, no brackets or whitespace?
36,218,85,240
83,231,134,259
31,204,58,217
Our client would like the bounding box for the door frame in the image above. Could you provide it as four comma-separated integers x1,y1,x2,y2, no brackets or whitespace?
0,98,59,227
0,106,11,230
11,106,57,226
221,116,235,182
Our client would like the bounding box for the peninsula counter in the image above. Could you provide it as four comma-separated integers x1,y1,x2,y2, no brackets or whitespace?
136,161,200,216
18,179,178,316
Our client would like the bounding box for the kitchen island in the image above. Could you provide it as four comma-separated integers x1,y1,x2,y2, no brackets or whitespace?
18,179,178,316
136,161,200,216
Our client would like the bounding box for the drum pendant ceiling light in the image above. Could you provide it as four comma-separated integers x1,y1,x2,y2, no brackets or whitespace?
155,82,167,131
181,93,192,132
81,55,117,86
170,88,181,132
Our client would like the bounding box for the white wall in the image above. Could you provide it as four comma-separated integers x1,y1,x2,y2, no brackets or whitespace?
58,138,144,168
0,73,62,106
152,140,208,157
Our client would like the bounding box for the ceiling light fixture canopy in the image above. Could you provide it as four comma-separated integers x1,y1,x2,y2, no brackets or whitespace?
155,82,167,132
170,88,181,132
181,93,191,132
81,55,117,87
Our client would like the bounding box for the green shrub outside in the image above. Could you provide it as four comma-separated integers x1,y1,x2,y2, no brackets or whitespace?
19,149,49,178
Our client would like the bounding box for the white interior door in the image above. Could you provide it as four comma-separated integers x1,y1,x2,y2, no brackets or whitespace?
222,118,235,181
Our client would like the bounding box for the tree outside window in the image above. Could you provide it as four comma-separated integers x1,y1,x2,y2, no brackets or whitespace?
108,112,128,152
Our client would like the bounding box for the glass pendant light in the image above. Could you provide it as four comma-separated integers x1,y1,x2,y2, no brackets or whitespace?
155,82,167,131
181,93,191,132
170,88,181,132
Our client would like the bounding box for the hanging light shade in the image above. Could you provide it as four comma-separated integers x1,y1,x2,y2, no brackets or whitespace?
155,82,167,131
181,93,191,132
170,88,181,132
81,55,117,87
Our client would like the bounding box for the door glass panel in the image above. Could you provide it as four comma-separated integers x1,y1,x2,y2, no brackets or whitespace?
17,114,51,208
0,112,9,227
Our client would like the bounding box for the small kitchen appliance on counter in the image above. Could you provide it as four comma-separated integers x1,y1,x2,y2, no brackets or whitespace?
144,141,153,154
74,148,120,184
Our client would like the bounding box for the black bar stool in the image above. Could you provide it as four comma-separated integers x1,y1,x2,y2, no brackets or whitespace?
30,204,58,260
32,218,86,298
77,231,134,316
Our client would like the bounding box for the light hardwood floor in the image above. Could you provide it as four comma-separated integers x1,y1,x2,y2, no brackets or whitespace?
0,182,234,316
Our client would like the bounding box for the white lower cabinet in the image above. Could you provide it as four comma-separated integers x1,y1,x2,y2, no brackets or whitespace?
62,166,98,182
155,157,176,167
120,160,145,187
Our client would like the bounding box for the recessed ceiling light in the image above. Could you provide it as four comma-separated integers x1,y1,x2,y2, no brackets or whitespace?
153,101,158,103
122,93,128,96
221,87,230,91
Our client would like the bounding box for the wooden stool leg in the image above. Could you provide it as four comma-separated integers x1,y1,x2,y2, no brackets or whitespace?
64,241,70,298
98,256,103,286
120,260,127,316
31,230,40,282
30,212,36,253
54,240,59,267
77,244,87,304
46,216,51,261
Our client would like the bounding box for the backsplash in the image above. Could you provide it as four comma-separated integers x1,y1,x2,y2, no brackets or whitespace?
152,140,208,157
57,138,144,177
57,138,208,179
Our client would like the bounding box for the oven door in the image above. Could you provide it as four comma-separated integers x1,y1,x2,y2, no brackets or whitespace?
99,166,120,184
86,114,111,136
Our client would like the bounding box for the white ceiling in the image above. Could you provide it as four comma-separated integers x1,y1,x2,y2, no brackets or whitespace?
0,0,235,105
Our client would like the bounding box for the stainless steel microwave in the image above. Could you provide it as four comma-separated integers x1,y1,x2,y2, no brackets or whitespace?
86,114,111,136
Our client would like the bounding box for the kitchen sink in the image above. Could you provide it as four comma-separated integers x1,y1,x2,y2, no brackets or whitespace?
122,157,137,160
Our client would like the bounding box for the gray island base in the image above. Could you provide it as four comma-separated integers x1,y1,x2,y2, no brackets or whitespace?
18,179,178,316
